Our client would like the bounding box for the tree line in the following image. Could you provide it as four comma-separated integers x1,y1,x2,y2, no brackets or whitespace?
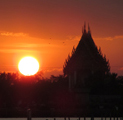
0,70,123,117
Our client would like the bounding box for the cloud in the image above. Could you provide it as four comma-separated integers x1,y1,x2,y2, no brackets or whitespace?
0,48,38,53
66,35,81,41
0,42,41,53
1,43,39,48
0,41,62,54
114,35,123,39
0,32,27,37
66,35,123,42
119,67,123,71
43,67,63,73
0,42,60,49
42,67,63,78
94,35,123,41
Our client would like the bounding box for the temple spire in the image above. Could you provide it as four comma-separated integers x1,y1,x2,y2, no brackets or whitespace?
82,27,84,34
84,22,86,33
88,23,91,34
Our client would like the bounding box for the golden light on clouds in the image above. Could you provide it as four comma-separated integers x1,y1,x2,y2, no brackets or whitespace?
0,32,27,37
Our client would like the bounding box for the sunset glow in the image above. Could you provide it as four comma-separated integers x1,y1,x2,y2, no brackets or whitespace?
18,56,39,76
0,0,122,77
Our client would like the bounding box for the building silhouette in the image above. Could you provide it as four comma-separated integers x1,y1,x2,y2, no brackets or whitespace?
63,23,110,91
62,24,121,117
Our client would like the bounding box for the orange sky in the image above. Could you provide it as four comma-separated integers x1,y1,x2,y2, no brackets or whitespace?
0,0,123,77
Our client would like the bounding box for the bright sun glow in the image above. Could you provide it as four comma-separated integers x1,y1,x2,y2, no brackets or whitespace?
18,56,39,76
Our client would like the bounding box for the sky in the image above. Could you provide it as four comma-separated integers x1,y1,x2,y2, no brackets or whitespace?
0,0,123,78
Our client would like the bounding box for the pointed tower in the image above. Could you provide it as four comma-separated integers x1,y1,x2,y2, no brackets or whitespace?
88,23,91,35
63,24,110,91
84,22,86,33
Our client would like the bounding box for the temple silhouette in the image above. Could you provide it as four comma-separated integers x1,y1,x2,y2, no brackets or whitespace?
63,23,110,91
61,24,121,117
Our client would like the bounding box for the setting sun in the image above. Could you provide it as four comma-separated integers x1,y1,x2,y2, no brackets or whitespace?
18,56,39,76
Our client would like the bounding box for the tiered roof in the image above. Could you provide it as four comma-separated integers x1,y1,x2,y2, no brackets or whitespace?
63,24,110,75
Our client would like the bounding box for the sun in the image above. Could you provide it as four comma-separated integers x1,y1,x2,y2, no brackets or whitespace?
18,56,39,76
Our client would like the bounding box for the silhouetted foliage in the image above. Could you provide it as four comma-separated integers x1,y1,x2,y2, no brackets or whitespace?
0,71,71,117
0,71,122,117
85,72,119,94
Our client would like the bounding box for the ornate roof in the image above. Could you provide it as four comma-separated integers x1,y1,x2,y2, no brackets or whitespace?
63,24,110,75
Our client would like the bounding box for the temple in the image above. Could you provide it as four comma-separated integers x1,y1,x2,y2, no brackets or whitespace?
63,23,110,91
